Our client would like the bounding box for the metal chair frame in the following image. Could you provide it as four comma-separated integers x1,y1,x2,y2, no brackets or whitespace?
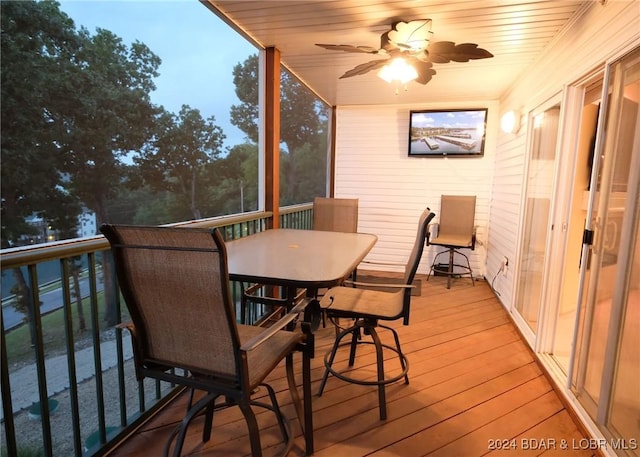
101,224,316,457
317,208,435,420
426,195,477,289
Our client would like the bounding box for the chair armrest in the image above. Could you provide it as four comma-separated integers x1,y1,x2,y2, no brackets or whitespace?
426,222,439,245
471,226,477,250
342,280,415,289
241,297,320,352
116,321,146,381
116,320,134,332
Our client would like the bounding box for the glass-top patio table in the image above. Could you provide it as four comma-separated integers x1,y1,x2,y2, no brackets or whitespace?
225,228,377,455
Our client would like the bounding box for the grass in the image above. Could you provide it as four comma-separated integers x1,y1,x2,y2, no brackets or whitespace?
4,290,129,366
5,280,244,367
1,447,44,457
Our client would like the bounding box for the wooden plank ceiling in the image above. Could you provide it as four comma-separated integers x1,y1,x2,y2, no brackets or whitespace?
204,0,591,106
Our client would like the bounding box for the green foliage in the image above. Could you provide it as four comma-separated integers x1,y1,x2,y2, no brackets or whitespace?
201,143,259,215
134,105,226,219
231,55,260,143
2,446,44,457
4,287,127,364
1,0,161,246
58,27,161,225
231,54,329,206
1,3,327,247
0,0,82,247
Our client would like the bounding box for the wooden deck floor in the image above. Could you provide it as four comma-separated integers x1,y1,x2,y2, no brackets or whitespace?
109,275,595,457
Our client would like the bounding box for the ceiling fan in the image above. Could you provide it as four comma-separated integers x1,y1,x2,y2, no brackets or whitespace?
316,19,493,85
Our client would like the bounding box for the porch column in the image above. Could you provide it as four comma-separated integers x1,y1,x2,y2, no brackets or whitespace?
329,105,337,197
264,46,280,228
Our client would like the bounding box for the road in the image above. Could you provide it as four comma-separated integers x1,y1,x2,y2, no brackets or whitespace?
1,278,104,330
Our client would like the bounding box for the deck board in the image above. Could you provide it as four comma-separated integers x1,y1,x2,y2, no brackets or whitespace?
109,275,592,457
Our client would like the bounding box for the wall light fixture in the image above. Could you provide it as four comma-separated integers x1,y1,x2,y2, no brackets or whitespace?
501,110,521,134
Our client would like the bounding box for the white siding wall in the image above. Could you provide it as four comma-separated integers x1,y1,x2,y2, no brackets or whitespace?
334,101,499,277
489,0,640,310
332,1,639,303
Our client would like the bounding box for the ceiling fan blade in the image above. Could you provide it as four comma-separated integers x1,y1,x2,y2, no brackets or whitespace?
339,58,389,79
427,41,494,63
407,58,436,85
380,31,395,52
387,19,433,52
315,43,379,54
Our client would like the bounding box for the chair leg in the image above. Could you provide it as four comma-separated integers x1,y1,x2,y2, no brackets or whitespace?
447,248,455,289
238,398,262,457
348,325,361,367
386,325,409,385
368,326,387,420
318,324,356,396
165,392,217,457
449,249,475,287
458,249,475,286
265,383,289,443
202,397,216,442
285,354,303,432
427,250,446,282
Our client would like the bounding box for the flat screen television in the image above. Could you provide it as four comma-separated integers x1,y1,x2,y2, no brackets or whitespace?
408,108,487,157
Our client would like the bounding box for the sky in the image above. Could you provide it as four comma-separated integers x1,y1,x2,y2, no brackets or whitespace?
58,0,258,150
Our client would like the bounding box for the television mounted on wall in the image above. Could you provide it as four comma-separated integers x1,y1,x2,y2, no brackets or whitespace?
408,108,487,157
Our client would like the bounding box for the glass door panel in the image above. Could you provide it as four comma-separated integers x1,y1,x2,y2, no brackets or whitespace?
608,193,639,451
571,46,640,450
551,80,602,372
515,104,560,333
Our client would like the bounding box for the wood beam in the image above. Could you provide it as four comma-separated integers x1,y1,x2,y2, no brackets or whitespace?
264,47,280,228
329,106,337,197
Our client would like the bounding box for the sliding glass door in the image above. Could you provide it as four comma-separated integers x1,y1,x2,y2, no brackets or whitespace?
571,46,639,453
514,100,561,336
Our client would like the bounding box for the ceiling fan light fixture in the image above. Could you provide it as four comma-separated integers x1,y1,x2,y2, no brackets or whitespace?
317,18,493,87
377,57,418,84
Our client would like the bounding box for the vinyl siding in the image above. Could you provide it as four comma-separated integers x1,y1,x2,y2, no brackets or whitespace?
334,102,498,278
490,0,640,311
332,1,638,315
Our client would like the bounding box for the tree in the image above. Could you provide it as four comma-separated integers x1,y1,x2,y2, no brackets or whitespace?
230,54,328,204
56,27,160,227
201,143,259,216
1,0,82,247
68,257,86,332
53,27,160,325
1,0,85,337
3,1,163,326
135,105,226,219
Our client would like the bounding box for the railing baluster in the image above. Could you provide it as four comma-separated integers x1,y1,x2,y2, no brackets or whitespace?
0,311,17,456
0,206,309,456
116,326,127,427
61,258,83,456
28,264,54,457
138,379,146,413
88,253,107,447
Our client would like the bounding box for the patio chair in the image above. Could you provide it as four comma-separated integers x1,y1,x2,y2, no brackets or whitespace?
316,207,436,420
100,224,314,457
312,197,359,326
312,196,359,233
426,195,477,289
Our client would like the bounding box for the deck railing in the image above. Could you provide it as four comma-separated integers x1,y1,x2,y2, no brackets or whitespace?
0,204,312,457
